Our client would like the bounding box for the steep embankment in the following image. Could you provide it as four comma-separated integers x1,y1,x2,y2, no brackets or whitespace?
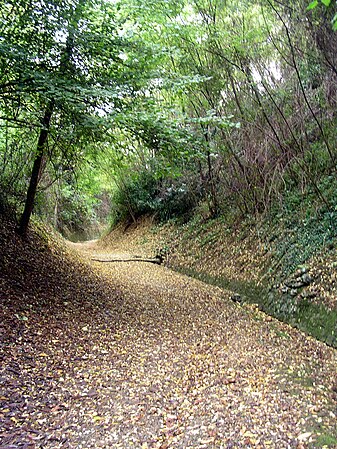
1,214,337,448
101,215,337,347
0,215,122,446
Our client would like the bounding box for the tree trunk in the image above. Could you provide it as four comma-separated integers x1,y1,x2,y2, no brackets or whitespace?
17,1,86,237
17,100,54,236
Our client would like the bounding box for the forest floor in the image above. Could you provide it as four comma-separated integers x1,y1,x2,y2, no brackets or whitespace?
1,217,337,449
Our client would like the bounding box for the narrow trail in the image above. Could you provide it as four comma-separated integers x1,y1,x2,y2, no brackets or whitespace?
65,241,337,449
1,237,337,449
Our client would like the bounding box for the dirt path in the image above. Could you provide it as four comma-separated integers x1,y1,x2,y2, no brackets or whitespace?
72,242,337,448
2,240,337,449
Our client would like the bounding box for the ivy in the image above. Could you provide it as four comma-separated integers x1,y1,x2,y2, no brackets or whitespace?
307,0,337,30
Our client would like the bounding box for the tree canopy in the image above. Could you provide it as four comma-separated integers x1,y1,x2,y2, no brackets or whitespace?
0,0,336,236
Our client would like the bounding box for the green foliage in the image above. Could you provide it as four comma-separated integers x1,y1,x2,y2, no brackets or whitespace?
1,0,336,236
0,125,37,203
267,183,337,278
0,0,169,232
315,433,337,447
110,170,159,223
307,0,337,29
110,166,199,225
307,0,332,9
307,1,319,10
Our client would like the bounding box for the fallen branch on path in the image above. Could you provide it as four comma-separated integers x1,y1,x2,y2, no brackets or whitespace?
92,256,163,265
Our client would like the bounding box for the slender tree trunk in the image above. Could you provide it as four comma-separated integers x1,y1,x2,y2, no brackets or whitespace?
17,100,54,236
206,149,218,217
16,1,85,237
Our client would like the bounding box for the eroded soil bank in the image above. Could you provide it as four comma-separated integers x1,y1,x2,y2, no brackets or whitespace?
101,216,337,347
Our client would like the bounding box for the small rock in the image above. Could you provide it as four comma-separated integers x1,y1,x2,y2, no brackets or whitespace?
231,293,242,303
290,289,298,296
296,265,308,275
285,280,304,289
300,291,316,299
301,273,313,285
298,431,312,442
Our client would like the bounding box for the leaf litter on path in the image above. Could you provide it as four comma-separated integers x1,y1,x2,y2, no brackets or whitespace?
1,222,337,448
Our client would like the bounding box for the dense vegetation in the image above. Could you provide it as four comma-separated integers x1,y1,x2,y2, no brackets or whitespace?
0,0,336,237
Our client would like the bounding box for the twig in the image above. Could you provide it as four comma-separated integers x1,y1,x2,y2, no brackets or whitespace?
92,257,163,265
